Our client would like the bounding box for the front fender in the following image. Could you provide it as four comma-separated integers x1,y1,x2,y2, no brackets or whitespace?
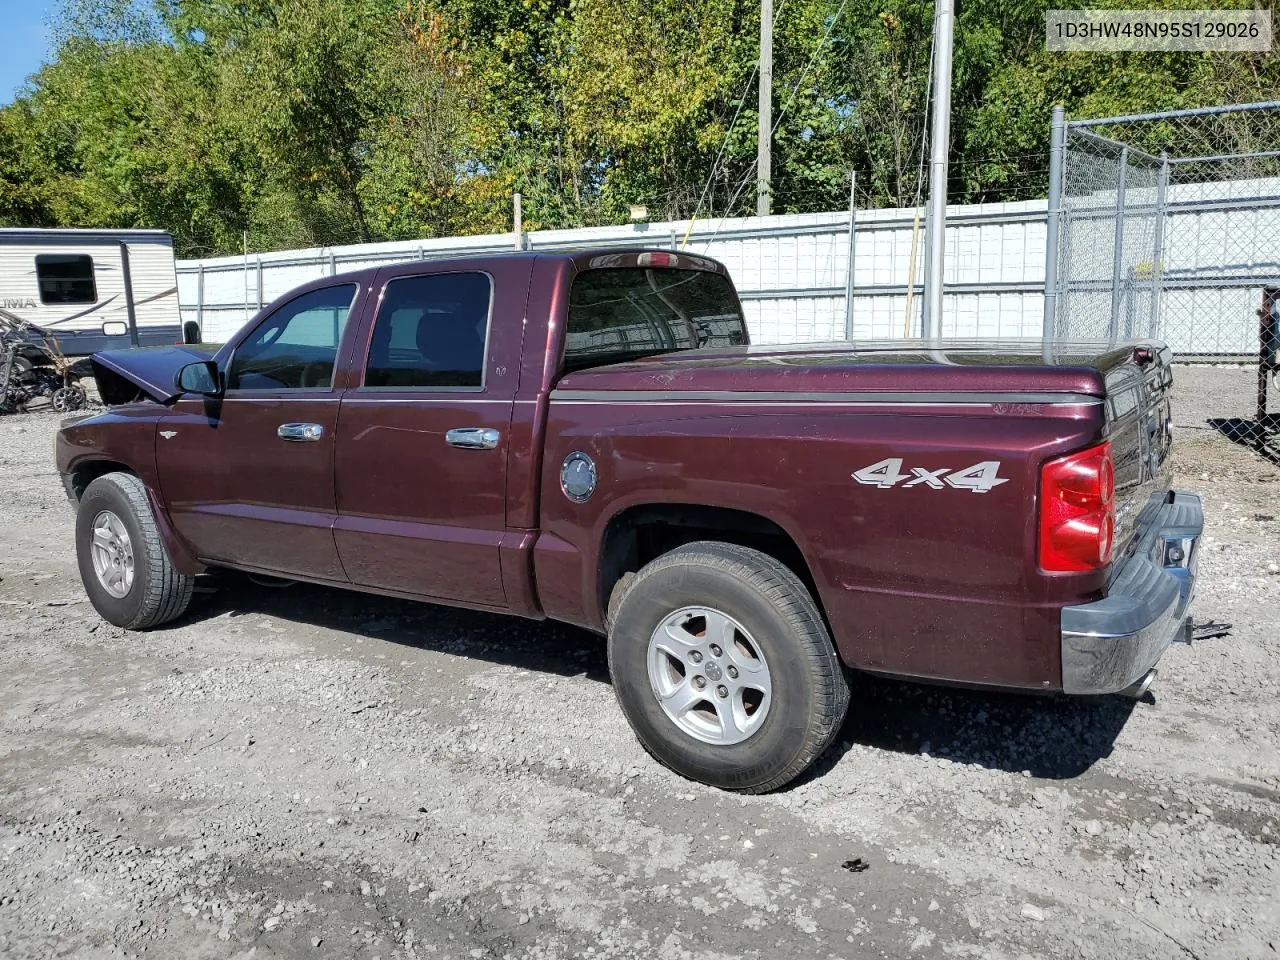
57,406,205,576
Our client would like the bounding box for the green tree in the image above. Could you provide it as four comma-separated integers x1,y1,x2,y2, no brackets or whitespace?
1,0,1276,254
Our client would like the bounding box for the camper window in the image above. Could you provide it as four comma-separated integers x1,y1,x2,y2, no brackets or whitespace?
36,254,97,305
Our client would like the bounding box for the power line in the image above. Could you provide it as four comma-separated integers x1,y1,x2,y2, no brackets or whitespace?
682,0,790,245
698,0,853,248
770,0,851,141
682,61,759,244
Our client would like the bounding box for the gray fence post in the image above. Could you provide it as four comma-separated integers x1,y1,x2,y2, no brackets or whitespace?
844,170,858,341
1043,105,1066,342
1151,151,1169,339
328,250,337,276
256,255,264,311
1110,146,1129,343
196,264,205,335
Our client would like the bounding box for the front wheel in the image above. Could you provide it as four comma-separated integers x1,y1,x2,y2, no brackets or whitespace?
76,472,194,629
607,541,850,793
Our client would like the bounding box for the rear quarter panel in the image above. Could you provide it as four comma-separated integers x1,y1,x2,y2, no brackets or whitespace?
535,397,1107,690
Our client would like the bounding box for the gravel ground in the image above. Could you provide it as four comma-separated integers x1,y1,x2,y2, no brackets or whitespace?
1,365,1278,960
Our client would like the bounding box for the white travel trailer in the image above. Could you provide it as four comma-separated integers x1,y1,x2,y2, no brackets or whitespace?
0,228,183,355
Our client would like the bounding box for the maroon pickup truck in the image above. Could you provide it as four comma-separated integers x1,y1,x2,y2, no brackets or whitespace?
56,250,1202,792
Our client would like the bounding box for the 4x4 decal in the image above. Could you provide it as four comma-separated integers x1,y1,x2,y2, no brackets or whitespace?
853,458,1008,494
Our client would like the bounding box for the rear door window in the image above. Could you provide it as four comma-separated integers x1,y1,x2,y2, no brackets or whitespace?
565,267,746,371
363,272,492,389
228,284,357,391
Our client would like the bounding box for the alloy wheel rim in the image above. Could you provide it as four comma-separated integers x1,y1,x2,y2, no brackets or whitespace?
646,605,773,745
90,510,134,599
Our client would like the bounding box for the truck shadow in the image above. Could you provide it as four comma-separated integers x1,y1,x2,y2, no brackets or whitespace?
796,672,1142,788
184,575,612,683
183,575,1139,782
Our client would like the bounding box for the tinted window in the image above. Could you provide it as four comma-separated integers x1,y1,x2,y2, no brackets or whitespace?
364,272,491,388
36,254,96,305
565,268,746,371
228,284,356,390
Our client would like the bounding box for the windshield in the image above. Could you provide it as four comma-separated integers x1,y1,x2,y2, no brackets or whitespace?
564,267,747,372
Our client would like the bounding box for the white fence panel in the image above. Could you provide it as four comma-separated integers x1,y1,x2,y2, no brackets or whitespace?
179,201,1053,345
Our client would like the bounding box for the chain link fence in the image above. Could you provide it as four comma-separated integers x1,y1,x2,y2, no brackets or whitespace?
1047,101,1280,458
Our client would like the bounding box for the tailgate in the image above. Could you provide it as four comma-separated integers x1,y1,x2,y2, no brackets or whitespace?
1106,343,1175,560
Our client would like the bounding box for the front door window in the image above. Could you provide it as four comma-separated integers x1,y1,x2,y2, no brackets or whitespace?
228,284,357,391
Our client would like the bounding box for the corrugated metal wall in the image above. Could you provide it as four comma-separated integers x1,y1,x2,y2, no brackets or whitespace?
178,200,1050,346
174,189,1277,355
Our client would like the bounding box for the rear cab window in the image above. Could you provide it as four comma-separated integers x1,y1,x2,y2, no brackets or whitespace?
565,264,747,372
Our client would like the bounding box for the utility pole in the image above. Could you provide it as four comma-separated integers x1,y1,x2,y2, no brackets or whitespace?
1043,105,1066,344
921,0,956,338
757,0,772,217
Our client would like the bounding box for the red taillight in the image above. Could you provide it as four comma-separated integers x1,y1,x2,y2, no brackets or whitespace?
1039,441,1115,572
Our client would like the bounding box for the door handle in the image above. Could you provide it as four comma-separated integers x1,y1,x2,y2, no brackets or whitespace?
278,422,324,442
445,427,500,450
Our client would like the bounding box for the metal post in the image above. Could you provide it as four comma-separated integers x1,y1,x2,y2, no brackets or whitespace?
1123,266,1135,339
670,229,678,250
1259,288,1278,432
256,255,264,311
196,264,205,336
844,170,857,341
117,242,141,347
757,0,773,217
328,251,337,277
1043,105,1066,342
1150,151,1169,338
922,0,956,338
513,193,523,250
1110,146,1129,342
242,230,250,324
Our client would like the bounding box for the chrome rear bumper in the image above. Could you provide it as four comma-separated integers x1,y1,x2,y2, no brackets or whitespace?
1060,490,1203,695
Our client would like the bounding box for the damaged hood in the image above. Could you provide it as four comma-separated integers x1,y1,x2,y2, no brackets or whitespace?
92,344,218,405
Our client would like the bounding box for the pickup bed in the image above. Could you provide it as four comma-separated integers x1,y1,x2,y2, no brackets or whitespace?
56,249,1203,792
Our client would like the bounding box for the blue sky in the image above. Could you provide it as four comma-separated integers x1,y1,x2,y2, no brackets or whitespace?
1,0,55,103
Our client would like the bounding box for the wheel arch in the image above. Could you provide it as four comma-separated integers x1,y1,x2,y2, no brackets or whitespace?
69,458,136,501
597,502,826,628
71,459,204,576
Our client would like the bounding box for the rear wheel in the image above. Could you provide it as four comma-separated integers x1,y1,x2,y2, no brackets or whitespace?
607,541,849,793
76,472,194,629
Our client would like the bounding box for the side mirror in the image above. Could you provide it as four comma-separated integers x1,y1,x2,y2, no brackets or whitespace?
176,360,221,396
101,321,128,337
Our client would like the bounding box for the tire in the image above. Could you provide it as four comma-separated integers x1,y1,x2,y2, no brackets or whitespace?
607,541,850,793
76,472,194,629
52,384,86,412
